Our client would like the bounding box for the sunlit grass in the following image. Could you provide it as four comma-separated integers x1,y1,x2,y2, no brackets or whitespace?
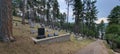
0,16,94,54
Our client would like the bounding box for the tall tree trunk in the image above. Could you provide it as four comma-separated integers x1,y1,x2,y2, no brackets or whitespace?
0,0,14,42
46,2,50,26
74,16,79,33
46,10,50,25
22,0,27,25
66,0,69,32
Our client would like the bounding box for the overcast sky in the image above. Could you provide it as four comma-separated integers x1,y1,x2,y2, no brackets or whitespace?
58,0,120,23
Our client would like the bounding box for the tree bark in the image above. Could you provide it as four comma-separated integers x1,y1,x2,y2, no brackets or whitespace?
0,0,14,42
22,0,27,25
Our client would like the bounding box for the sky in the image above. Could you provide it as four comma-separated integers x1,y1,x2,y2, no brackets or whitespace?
58,0,120,23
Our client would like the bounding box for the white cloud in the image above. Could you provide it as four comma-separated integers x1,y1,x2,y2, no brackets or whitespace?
95,17,109,24
58,0,65,3
58,0,67,13
60,9,67,13
58,0,75,22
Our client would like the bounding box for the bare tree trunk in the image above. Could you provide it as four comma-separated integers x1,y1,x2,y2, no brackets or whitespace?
0,0,14,42
22,0,27,25
66,0,69,32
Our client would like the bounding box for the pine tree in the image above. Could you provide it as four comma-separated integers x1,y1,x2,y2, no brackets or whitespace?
59,13,67,29
0,0,14,42
65,0,72,31
108,6,120,25
46,0,51,25
21,0,27,25
73,0,83,33
99,20,105,39
106,5,120,49
52,0,60,27
84,0,98,37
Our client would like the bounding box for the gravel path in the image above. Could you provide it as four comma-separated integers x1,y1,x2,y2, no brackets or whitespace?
75,40,109,54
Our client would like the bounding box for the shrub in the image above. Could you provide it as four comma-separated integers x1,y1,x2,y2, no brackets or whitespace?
105,24,120,49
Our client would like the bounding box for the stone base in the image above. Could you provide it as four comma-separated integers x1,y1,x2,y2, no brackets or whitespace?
32,33,70,44
36,35,46,39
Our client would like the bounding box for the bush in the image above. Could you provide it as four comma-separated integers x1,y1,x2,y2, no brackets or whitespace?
114,36,120,48
105,34,115,41
105,24,120,48
106,24,120,34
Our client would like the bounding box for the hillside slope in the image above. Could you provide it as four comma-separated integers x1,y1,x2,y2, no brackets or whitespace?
0,16,93,54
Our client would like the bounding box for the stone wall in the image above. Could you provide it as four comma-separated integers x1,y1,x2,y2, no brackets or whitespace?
32,33,70,44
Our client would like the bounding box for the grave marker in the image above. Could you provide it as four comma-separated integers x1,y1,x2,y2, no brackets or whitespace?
36,28,46,39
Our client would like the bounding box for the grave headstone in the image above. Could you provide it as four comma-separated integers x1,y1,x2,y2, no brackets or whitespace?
28,19,32,25
57,28,61,31
36,28,46,39
30,22,35,28
16,23,18,26
38,28,45,36
55,26,58,30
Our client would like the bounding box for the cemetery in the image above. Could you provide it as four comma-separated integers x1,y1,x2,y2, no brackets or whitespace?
0,15,114,54
0,0,119,54
13,16,70,44
0,16,95,54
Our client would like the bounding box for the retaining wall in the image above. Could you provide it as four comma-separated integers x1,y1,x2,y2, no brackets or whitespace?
32,33,70,44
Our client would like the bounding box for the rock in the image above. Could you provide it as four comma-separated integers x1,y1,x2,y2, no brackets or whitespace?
41,24,45,28
48,25,52,29
47,29,51,32
30,29,36,34
54,32,58,36
77,37,83,40
79,34,81,36
48,34,53,37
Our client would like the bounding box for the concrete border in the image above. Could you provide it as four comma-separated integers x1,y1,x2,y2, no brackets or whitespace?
31,33,70,44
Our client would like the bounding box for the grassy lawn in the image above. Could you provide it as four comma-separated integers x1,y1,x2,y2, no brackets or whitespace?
0,16,94,54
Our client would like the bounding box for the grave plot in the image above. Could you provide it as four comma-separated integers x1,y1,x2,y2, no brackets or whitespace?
0,16,95,54
32,27,70,44
32,33,70,44
26,21,67,38
13,16,68,44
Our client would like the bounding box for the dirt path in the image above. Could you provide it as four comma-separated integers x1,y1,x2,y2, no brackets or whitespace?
75,40,109,54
